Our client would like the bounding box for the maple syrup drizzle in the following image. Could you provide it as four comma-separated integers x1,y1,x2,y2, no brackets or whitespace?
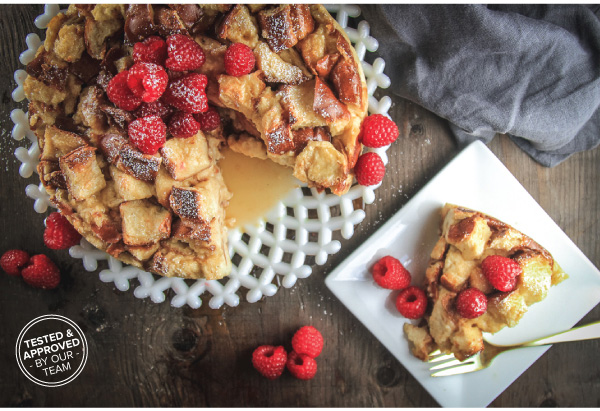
219,148,299,228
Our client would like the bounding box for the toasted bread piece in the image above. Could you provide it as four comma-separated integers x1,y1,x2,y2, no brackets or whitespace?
120,199,171,246
159,132,212,181
218,5,259,48
40,126,87,161
59,146,106,201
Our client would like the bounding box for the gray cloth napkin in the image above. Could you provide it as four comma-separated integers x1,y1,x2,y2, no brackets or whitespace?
361,5,600,166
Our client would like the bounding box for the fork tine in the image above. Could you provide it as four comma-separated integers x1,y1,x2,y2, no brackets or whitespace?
427,352,456,363
429,357,471,371
431,361,481,377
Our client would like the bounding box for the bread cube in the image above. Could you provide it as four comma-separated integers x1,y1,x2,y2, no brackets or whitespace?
404,323,435,361
258,5,314,52
84,13,121,59
169,184,218,224
160,132,211,181
513,251,553,305
477,291,528,333
41,126,87,161
120,200,172,246
444,216,492,260
74,86,108,131
218,72,266,120
109,165,154,201
331,59,362,106
100,134,162,182
440,247,478,292
254,42,309,85
54,24,85,62
313,77,350,123
218,5,259,48
59,146,106,201
293,141,347,188
278,80,327,129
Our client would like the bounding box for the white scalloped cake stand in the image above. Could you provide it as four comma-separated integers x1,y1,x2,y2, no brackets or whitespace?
11,4,393,309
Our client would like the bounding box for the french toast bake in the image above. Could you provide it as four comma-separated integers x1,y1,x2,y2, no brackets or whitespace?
23,4,368,280
404,204,568,361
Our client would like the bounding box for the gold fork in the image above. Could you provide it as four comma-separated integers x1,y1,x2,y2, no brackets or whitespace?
428,320,600,377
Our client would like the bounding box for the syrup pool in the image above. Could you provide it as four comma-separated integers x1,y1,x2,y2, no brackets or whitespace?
219,148,299,228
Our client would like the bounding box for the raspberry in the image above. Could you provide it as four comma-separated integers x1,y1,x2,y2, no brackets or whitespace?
194,106,221,132
455,288,488,319
128,115,167,154
165,34,206,71
134,99,173,121
163,73,208,113
106,70,142,111
291,326,324,358
395,286,428,319
168,112,200,138
224,43,255,77
126,62,168,103
286,351,318,380
21,255,60,290
481,255,522,292
132,36,168,66
0,249,30,276
251,345,287,380
43,212,82,250
360,114,399,148
371,255,411,290
354,152,385,186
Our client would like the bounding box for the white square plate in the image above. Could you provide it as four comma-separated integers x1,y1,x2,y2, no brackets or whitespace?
325,141,600,407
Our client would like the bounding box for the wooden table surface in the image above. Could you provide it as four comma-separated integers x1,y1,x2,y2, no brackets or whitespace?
1,5,599,407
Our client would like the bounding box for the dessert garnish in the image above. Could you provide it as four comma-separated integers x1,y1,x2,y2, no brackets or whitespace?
43,212,83,250
252,345,288,380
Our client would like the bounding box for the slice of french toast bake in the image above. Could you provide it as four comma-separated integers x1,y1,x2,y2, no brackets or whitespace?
23,5,368,280
404,204,568,361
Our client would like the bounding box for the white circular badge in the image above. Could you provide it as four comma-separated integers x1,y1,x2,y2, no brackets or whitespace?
15,314,88,387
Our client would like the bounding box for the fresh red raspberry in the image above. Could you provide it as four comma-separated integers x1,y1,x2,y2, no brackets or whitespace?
163,73,208,113
106,70,142,111
395,286,428,319
168,112,200,138
224,43,255,77
354,151,385,186
134,99,173,121
128,115,167,154
194,106,221,132
371,255,411,290
286,351,318,380
481,255,522,292
21,255,60,290
126,62,168,103
132,36,168,66
360,114,399,148
291,326,324,358
455,288,488,319
0,249,30,276
165,34,206,71
43,212,82,250
251,345,287,380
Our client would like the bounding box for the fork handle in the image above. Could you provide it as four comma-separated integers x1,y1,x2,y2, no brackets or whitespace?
523,320,600,347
